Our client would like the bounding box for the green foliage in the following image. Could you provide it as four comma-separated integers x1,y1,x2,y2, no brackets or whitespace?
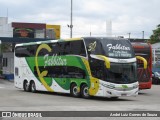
149,24,160,44
1,43,12,52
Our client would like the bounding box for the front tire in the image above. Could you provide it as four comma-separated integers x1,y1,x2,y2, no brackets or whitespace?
81,84,90,99
31,81,36,93
70,83,80,97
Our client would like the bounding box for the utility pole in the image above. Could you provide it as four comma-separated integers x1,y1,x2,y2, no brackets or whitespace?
70,0,73,38
142,31,144,39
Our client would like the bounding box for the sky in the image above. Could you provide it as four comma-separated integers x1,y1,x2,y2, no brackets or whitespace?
0,0,160,39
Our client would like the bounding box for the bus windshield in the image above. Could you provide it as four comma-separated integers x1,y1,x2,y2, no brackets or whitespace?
106,62,137,84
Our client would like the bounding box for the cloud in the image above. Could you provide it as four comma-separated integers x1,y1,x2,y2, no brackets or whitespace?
0,0,159,39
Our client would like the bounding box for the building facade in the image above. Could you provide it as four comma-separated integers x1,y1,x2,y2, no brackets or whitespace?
0,17,61,80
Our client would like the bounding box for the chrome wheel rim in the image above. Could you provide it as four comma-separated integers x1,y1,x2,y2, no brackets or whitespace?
83,86,89,97
73,86,79,96
31,83,35,91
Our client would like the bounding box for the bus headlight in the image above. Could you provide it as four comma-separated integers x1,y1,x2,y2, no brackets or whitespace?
101,83,115,89
107,84,115,89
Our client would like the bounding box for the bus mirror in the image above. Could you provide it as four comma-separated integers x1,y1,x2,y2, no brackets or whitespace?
96,55,110,69
136,56,147,69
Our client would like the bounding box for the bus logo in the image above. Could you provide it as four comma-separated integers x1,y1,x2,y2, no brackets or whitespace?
88,41,96,51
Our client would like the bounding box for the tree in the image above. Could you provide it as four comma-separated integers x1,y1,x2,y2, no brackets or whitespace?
149,24,160,44
1,43,12,52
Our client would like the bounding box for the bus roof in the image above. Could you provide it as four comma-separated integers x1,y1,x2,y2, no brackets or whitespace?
83,37,129,41
15,38,82,47
15,37,129,47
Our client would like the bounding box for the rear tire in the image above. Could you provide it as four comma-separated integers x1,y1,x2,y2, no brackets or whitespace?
81,84,90,99
24,81,30,92
70,83,80,97
31,81,36,93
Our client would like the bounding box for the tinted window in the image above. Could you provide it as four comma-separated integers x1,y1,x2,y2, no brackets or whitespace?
15,40,86,57
51,40,86,56
70,40,86,56
38,44,51,56
63,42,71,55
84,38,134,58
34,66,86,79
84,39,104,55
105,63,137,84
15,45,37,57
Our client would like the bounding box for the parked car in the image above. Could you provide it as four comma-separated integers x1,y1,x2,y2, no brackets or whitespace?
152,71,160,84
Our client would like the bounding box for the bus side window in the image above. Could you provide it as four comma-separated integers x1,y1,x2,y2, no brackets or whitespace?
63,42,71,55
70,41,86,57
15,45,37,57
37,44,51,56
15,67,19,76
15,46,30,57
51,43,60,55
27,45,37,56
57,42,65,55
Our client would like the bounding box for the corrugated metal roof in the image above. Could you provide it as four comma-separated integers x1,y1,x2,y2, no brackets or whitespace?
12,22,46,29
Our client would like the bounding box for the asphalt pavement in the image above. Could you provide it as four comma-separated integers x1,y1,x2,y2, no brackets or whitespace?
0,79,160,120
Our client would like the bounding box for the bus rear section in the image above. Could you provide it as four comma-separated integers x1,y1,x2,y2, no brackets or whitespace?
132,42,152,89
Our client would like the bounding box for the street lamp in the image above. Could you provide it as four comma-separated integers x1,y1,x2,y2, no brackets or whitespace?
67,0,73,38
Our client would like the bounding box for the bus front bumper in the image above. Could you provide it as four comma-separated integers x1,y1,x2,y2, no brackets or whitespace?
100,82,139,97
104,88,139,97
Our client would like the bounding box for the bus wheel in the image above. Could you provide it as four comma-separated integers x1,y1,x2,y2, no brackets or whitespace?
81,84,90,99
24,81,30,92
31,81,36,93
71,83,80,97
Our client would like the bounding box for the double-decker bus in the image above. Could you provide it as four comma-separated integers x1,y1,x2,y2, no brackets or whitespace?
14,37,146,98
131,42,152,89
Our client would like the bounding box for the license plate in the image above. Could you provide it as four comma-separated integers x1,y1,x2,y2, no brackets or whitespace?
121,93,127,96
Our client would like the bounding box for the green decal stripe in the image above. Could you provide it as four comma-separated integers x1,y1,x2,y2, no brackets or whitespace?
26,53,91,91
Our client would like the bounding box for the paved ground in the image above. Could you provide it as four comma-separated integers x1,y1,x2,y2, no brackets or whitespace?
0,79,160,120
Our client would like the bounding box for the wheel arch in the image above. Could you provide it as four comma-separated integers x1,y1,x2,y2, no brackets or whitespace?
80,82,88,89
70,82,77,90
29,80,35,85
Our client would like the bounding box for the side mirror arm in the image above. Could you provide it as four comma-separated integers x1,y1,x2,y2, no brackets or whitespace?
96,55,110,69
